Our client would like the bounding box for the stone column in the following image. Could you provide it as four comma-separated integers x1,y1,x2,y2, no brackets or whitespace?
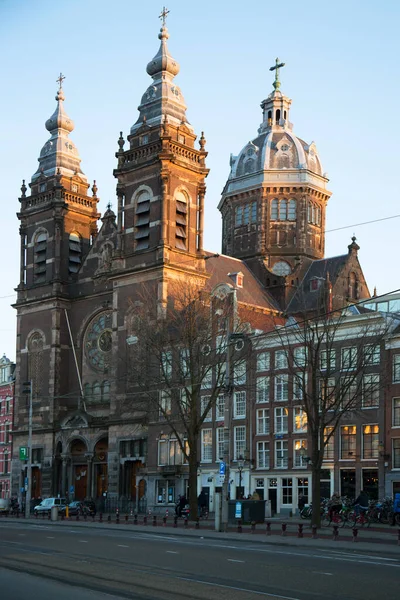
197,185,206,252
61,454,70,497
85,454,93,499
116,184,125,252
19,225,26,286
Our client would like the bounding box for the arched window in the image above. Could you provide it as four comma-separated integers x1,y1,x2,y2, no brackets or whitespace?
135,190,151,250
69,232,82,274
276,109,281,123
271,199,279,220
267,110,272,122
175,190,188,250
279,199,288,221
93,382,101,402
34,232,47,283
102,380,110,402
244,158,255,174
84,383,92,403
28,332,44,399
288,199,296,220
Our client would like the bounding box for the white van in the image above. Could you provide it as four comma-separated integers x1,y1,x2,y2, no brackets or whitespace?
33,498,67,515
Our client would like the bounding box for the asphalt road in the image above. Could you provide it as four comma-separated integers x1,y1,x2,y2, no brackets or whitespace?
0,522,399,600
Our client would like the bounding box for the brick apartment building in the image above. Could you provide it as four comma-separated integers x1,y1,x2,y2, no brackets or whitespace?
0,355,15,499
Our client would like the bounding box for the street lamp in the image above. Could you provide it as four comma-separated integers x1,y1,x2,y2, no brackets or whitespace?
237,455,245,499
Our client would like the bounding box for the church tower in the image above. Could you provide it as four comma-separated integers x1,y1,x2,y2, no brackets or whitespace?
113,12,208,274
219,59,331,289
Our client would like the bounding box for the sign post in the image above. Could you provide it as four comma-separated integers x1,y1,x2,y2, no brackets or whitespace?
19,447,28,461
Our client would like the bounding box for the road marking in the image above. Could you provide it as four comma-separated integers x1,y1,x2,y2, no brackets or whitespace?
166,550,179,554
117,544,129,548
79,540,88,543
46,536,55,539
312,571,332,576
177,576,300,600
227,558,245,563
17,534,26,536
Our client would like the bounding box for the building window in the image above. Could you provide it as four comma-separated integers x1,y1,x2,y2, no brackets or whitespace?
4,451,9,474
341,425,356,459
271,199,279,220
234,361,246,386
297,477,309,503
324,427,334,461
257,409,270,435
275,374,288,401
256,376,270,403
293,373,306,401
234,426,246,460
140,134,149,145
293,407,307,433
156,480,175,504
159,390,172,420
251,201,257,223
341,347,357,370
216,427,225,461
275,440,288,469
102,380,110,402
362,374,380,408
393,439,400,469
288,199,296,221
34,232,47,283
362,424,379,459
294,440,308,468
319,377,336,410
175,190,188,250
4,423,10,444
235,206,243,226
68,232,82,274
257,441,270,468
363,345,380,366
257,352,270,372
279,199,287,220
340,377,358,409
320,349,336,371
281,478,292,503
201,396,212,422
233,391,246,418
275,350,288,370
275,407,288,434
393,355,400,383
135,190,151,250
393,398,400,427
243,204,250,225
201,429,213,462
216,394,225,420
293,346,307,368
158,435,168,465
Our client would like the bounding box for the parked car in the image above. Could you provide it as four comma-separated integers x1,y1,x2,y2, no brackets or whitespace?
60,500,96,517
0,498,11,514
33,497,67,515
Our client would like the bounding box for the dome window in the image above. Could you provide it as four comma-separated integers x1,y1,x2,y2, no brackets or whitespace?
69,232,82,274
276,109,281,123
175,190,188,250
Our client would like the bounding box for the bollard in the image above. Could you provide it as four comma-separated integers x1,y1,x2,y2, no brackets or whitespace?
65,506,69,520
125,514,129,524
107,514,111,524
99,512,103,522
251,521,256,533
333,525,339,541
237,519,242,533
116,513,120,524
153,515,157,527
281,523,287,537
163,516,167,527
173,515,178,528
352,527,358,542
143,515,147,526
266,522,271,536
195,518,200,530
297,523,303,538
184,517,188,529
134,514,138,525
312,525,317,539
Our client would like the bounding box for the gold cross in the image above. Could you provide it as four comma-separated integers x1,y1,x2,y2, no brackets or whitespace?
269,58,285,90
159,6,169,26
56,72,65,89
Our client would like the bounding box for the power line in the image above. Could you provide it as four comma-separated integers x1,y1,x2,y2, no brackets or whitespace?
326,214,400,234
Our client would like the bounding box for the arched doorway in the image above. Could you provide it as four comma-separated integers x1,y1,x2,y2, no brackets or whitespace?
93,438,108,500
70,439,88,500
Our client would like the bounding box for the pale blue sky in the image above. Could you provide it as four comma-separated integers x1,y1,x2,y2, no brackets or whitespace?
1,0,399,359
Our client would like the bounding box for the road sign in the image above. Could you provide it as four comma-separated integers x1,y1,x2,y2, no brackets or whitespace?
219,474,225,485
70,485,75,494
219,461,226,475
19,446,28,461
235,501,242,519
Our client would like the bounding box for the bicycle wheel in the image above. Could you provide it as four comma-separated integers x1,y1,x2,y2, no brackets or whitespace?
331,512,344,527
345,510,356,527
322,512,331,527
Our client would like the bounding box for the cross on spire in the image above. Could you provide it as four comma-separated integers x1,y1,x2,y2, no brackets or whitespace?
56,72,65,89
159,6,170,26
269,58,285,91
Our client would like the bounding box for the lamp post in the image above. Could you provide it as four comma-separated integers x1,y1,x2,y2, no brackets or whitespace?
237,455,245,499
22,381,33,519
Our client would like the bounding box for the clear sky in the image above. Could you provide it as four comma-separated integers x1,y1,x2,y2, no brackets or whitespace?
1,0,399,360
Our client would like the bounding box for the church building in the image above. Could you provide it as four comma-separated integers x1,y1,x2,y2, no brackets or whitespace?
11,15,369,509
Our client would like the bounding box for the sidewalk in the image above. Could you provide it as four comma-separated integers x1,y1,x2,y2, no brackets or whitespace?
2,513,399,555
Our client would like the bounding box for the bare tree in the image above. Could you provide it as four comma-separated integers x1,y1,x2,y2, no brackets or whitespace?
126,280,245,519
272,303,392,527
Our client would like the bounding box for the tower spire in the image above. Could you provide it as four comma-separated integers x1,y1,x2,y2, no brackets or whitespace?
269,58,285,91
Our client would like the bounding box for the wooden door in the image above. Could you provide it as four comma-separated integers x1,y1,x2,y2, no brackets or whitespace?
74,465,87,500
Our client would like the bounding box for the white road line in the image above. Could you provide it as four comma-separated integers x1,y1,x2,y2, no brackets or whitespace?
227,558,245,563
79,540,88,543
17,534,26,536
166,550,179,554
46,536,55,539
117,544,129,548
177,576,300,600
312,571,332,576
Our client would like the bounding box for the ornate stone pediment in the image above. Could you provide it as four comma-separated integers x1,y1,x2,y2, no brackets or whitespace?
61,411,89,430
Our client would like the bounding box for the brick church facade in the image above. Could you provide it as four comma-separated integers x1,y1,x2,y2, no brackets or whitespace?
11,17,373,511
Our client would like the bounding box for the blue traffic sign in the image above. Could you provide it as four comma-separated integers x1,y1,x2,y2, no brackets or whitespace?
70,485,75,493
235,501,242,519
219,461,226,475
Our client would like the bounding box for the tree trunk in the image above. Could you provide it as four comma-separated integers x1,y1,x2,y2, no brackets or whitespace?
188,450,199,521
311,465,322,528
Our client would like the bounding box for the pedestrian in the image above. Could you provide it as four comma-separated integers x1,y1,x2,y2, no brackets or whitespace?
353,490,369,515
298,493,306,514
251,490,260,501
197,490,207,517
328,492,341,520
